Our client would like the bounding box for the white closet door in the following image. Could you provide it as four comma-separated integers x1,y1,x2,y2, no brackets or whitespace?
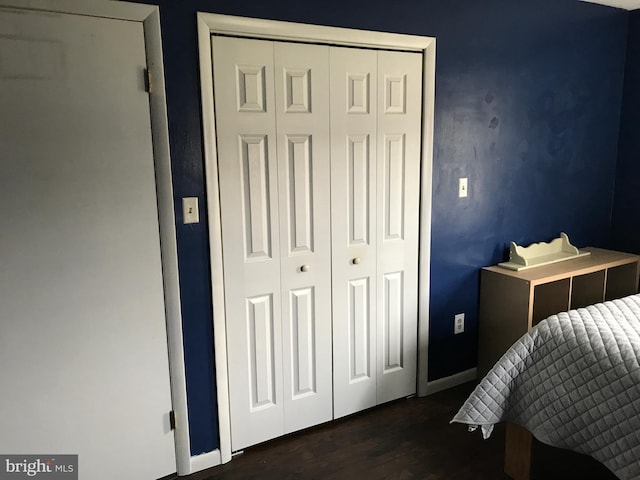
213,36,423,443
212,36,284,450
375,51,422,403
213,37,334,449
273,41,333,433
330,47,379,418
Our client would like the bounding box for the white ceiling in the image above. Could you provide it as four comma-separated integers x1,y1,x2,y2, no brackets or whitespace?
580,0,640,10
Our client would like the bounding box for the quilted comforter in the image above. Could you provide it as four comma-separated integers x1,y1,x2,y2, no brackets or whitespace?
452,294,640,480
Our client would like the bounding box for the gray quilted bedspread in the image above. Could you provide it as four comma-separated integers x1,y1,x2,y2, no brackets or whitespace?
452,294,640,480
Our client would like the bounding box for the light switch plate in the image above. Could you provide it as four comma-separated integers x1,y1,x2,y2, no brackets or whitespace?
182,197,199,224
459,178,468,198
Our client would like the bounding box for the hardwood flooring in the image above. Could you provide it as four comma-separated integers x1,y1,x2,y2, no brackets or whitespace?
181,382,617,480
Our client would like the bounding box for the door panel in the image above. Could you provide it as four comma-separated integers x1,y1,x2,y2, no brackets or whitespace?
331,46,378,419
212,36,284,450
382,271,405,373
382,134,406,241
289,287,317,397
284,134,314,253
348,134,372,246
0,9,175,479
241,134,274,260
375,50,422,404
247,294,278,410
274,41,332,434
348,277,372,382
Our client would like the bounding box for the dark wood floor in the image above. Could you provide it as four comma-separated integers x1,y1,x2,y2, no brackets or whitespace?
182,382,617,480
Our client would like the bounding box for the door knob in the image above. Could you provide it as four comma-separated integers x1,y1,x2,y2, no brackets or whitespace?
300,265,310,272
351,257,361,265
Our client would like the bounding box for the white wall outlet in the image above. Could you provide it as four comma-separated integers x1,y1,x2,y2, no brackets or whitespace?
459,177,468,198
182,197,200,224
454,313,465,334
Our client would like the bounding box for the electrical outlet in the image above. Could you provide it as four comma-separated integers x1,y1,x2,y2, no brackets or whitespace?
454,313,465,334
459,177,468,198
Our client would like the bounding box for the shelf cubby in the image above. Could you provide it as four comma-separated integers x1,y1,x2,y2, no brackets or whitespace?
479,248,640,377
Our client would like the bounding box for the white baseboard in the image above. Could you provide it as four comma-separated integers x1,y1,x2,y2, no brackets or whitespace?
185,449,221,476
423,367,477,396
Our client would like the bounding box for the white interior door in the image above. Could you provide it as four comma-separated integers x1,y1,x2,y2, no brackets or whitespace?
331,47,422,417
213,36,334,450
330,47,379,419
0,9,176,479
212,36,284,451
212,35,423,446
375,50,422,403
273,41,333,434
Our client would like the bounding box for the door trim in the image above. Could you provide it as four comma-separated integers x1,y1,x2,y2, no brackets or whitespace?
197,12,435,465
0,0,190,475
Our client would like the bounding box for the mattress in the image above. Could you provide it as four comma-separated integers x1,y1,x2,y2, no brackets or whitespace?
452,294,640,479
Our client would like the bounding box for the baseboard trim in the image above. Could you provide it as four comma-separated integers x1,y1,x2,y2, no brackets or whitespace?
187,449,221,475
423,368,477,396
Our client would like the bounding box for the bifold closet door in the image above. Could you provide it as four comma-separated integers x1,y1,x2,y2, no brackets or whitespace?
331,47,422,418
212,36,332,450
212,35,422,445
375,51,421,404
273,42,333,435
213,36,283,451
330,47,379,418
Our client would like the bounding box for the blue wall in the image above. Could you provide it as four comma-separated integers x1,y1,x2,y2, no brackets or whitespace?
139,0,629,455
612,10,640,253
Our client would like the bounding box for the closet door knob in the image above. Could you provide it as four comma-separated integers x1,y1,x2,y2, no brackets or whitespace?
351,257,361,265
300,265,310,272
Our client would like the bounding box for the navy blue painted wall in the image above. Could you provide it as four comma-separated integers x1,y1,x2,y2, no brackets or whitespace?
138,0,628,454
612,11,640,253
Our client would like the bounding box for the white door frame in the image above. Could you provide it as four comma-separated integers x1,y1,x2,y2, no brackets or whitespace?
197,12,435,464
0,0,191,475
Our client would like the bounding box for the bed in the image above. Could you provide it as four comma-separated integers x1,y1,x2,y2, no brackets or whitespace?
452,294,640,480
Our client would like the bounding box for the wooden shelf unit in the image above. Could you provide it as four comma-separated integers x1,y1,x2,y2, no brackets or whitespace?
478,247,640,377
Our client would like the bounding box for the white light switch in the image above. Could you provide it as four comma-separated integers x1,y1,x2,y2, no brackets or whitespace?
182,197,199,224
459,177,468,198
